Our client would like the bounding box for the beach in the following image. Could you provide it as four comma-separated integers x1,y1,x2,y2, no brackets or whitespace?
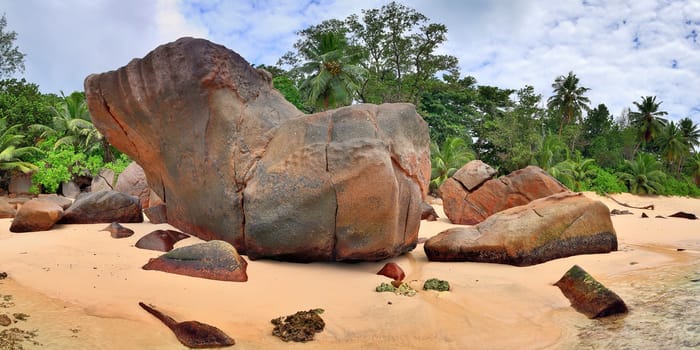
1,192,698,349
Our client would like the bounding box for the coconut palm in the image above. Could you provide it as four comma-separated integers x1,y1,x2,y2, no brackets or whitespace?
295,32,367,111
430,136,475,193
679,117,700,150
533,133,567,171
0,117,39,174
656,121,688,175
628,96,668,154
550,153,596,192
547,71,591,135
616,152,666,195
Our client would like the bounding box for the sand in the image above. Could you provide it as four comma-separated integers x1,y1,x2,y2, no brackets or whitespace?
0,192,698,349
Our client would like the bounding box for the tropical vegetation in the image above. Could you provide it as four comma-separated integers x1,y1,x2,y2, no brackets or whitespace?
0,5,699,197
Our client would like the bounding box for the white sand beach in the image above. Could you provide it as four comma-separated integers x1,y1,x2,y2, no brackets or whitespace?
1,192,698,349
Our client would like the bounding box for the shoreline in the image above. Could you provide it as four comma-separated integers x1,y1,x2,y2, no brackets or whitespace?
1,192,699,349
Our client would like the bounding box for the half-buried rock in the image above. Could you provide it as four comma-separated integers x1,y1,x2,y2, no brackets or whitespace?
10,199,63,232
143,240,248,282
100,222,135,238
60,190,143,224
554,265,628,318
424,192,617,266
136,230,189,252
139,302,235,348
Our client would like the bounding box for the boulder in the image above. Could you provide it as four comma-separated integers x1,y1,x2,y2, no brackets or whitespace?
90,168,115,193
115,162,150,209
59,190,143,224
85,37,429,262
142,240,248,282
0,197,16,218
554,265,628,318
135,229,189,252
61,181,81,199
36,195,73,210
144,204,167,224
421,202,438,221
100,222,135,239
10,199,63,232
8,171,33,195
440,165,568,225
424,192,618,266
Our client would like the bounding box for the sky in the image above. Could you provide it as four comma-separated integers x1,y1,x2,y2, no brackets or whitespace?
4,0,700,123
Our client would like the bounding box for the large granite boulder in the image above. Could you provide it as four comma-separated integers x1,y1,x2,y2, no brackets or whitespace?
59,190,143,224
424,192,617,266
10,199,63,232
115,162,150,209
84,37,430,262
440,164,568,225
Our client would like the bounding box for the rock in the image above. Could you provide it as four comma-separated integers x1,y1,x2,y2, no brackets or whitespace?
0,272,6,279
451,160,497,191
554,265,628,318
424,192,617,266
59,190,143,224
135,230,189,252
100,222,135,239
8,171,33,195
114,162,150,209
669,211,698,220
610,209,632,215
143,204,167,224
271,309,325,342
61,181,81,199
421,202,438,221
36,195,73,210
9,199,63,232
423,278,450,291
142,240,248,282
85,37,429,262
641,212,649,218
90,168,115,193
376,262,405,281
440,165,569,225
0,314,10,327
139,302,235,348
0,197,16,219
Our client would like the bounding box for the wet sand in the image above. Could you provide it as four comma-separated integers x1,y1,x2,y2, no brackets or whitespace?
0,192,698,349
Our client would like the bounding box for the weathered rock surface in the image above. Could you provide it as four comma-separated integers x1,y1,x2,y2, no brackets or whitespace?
135,230,189,252
100,222,135,239
0,197,16,219
8,172,33,195
59,190,143,224
554,265,628,318
10,199,63,232
424,192,618,266
91,168,115,193
421,202,438,221
85,37,429,262
114,162,150,209
142,240,248,281
61,180,81,199
376,262,405,282
36,195,73,210
440,164,569,225
144,204,167,224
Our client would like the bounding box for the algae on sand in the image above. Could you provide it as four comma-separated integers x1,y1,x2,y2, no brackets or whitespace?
271,309,325,342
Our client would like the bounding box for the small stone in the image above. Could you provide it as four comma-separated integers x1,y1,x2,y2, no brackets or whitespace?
554,265,628,318
0,272,6,280
376,262,405,282
0,314,11,327
100,222,135,239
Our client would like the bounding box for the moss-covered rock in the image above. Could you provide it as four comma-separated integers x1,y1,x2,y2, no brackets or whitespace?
271,309,325,342
423,278,450,291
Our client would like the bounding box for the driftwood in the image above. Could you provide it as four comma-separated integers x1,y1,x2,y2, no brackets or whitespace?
604,194,654,210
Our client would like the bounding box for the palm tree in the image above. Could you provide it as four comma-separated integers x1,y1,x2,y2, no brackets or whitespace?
679,117,700,150
656,121,688,175
688,153,700,186
550,153,596,192
628,96,668,154
295,32,367,111
0,117,40,174
547,71,591,135
616,153,666,195
533,133,567,171
30,91,112,161
430,136,475,193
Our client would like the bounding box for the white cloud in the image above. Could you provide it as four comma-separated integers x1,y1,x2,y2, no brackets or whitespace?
3,0,699,124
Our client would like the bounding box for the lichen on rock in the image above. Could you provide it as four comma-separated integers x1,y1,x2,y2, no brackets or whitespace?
271,309,325,342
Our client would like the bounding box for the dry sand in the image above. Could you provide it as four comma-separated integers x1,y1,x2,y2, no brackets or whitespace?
0,192,698,349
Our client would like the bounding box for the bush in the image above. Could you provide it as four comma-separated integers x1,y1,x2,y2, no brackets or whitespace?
659,176,700,197
589,167,626,195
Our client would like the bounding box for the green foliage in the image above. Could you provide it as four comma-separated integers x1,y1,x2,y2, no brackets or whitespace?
629,96,668,151
550,153,596,192
375,282,396,293
0,78,54,128
430,136,474,193
546,71,591,136
419,75,477,145
0,14,25,78
659,176,700,197
423,278,450,291
616,153,666,195
589,166,626,195
272,75,307,111
0,117,39,174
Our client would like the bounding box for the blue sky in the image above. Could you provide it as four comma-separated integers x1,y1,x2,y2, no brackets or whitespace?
4,0,700,123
